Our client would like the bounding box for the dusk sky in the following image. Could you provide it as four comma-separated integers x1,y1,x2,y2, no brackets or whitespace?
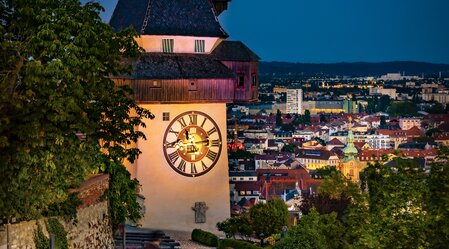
87,0,449,64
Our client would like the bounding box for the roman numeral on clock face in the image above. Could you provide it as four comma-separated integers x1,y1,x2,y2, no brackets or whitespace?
178,117,187,128
206,150,217,161
189,114,197,125
200,117,207,128
201,161,208,171
211,139,220,147
207,127,217,136
168,151,179,164
191,163,197,174
178,159,186,172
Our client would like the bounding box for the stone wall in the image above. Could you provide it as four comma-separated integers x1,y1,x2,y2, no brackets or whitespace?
0,174,114,249
65,201,114,249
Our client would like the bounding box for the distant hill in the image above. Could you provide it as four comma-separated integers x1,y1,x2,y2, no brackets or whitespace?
259,61,449,77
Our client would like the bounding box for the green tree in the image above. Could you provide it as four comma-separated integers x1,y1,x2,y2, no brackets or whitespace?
229,149,255,160
0,0,152,228
380,115,387,126
315,166,339,178
302,110,311,125
281,143,297,153
273,209,344,249
387,101,418,117
281,123,295,131
350,160,429,248
358,103,364,113
217,215,253,240
319,114,327,123
378,95,391,112
426,146,449,249
276,109,283,127
426,102,445,114
249,198,289,238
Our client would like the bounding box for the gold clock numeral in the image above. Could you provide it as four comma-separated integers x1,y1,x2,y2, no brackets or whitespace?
189,114,197,125
178,117,187,128
207,127,217,136
178,160,186,172
168,151,179,164
206,150,217,161
211,139,220,147
191,163,197,174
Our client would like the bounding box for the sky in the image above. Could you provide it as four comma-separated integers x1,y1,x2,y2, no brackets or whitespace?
87,0,449,64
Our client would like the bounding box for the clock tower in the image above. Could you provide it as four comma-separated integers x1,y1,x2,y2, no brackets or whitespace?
109,0,259,232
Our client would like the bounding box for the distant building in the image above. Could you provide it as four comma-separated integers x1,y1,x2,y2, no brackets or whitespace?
302,101,343,114
379,73,421,81
273,87,288,93
422,93,449,104
369,88,397,99
399,118,421,130
286,89,303,114
295,149,340,170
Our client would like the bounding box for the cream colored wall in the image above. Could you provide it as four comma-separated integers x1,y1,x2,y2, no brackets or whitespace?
135,35,222,54
135,103,230,233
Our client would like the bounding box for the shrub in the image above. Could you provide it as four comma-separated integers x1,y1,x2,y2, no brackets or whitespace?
46,218,68,249
218,239,262,249
191,228,219,247
217,215,252,239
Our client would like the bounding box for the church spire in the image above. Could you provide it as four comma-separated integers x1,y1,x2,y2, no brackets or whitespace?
342,117,358,159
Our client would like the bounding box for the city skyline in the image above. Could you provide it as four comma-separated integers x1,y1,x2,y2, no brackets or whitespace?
90,0,449,64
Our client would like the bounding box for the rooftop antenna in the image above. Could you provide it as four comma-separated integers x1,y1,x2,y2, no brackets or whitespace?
439,71,442,79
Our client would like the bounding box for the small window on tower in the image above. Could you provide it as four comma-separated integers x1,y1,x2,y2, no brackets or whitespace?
194,40,205,53
148,79,161,88
162,39,174,53
162,112,170,121
188,80,198,91
251,73,257,87
237,74,245,88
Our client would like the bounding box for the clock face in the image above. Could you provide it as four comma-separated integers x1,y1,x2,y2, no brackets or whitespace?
163,111,222,177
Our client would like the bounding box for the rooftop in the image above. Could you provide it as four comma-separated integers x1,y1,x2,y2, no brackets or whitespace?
110,0,228,38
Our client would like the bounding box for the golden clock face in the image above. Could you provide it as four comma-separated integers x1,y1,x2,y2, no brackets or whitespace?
163,111,222,177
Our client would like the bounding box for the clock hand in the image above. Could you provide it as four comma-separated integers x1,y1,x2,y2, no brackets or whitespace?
194,140,210,144
185,130,189,139
166,139,181,147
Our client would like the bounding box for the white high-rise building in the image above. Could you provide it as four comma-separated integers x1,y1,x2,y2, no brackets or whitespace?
286,89,303,114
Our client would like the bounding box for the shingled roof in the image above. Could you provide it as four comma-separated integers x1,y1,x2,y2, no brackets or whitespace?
128,53,235,79
212,41,260,61
110,0,228,38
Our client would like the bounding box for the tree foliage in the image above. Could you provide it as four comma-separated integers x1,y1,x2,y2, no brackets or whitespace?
274,209,344,249
281,143,296,153
0,0,153,227
388,101,418,117
217,215,253,240
275,152,449,248
249,198,289,238
275,109,283,127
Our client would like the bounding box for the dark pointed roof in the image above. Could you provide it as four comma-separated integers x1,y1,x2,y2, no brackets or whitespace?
212,41,260,61
125,53,235,80
110,0,228,38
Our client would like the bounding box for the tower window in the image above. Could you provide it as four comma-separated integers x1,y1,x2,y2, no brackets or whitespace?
194,40,205,53
252,73,257,87
237,74,245,88
188,80,198,91
162,112,170,121
162,39,174,53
